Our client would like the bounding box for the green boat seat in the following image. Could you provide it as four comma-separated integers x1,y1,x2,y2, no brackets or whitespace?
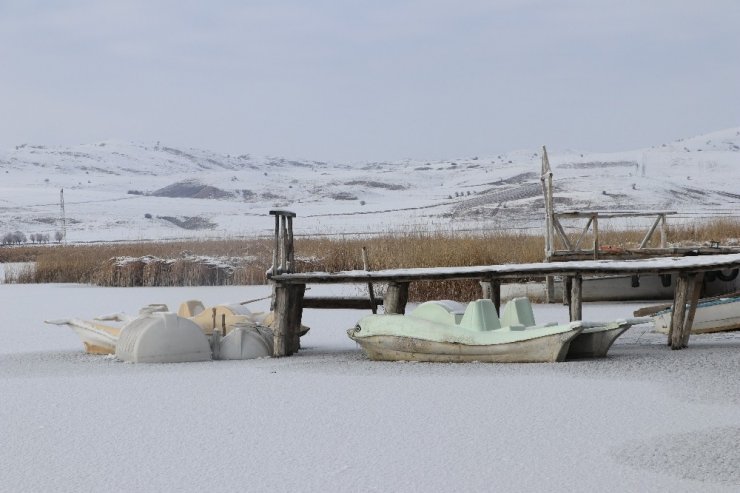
410,300,466,325
501,297,536,327
459,299,501,331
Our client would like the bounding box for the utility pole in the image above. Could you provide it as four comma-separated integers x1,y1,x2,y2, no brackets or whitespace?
60,188,67,244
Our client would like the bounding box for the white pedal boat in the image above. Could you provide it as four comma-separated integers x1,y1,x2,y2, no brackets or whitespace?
348,298,644,363
651,293,740,335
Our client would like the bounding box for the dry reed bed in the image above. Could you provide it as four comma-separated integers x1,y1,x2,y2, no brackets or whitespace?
2,218,739,301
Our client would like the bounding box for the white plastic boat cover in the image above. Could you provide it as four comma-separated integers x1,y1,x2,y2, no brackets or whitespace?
115,312,212,363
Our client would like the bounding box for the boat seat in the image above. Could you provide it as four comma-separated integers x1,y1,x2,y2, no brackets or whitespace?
500,297,557,328
410,300,466,325
501,297,536,327
459,299,501,331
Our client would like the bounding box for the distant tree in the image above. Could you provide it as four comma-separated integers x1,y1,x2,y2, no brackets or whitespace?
13,231,27,244
29,233,38,244
42,233,50,243
2,232,13,245
144,213,152,219
55,231,63,243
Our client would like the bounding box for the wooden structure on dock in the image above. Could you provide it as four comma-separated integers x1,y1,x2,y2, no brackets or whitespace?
266,210,740,356
539,146,740,301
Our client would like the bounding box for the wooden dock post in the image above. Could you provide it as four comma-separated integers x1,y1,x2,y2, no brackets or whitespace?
569,274,582,321
668,271,704,349
480,278,501,315
273,283,305,357
384,282,409,314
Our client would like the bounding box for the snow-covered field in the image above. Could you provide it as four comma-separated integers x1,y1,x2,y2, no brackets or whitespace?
2,282,740,491
1,127,739,243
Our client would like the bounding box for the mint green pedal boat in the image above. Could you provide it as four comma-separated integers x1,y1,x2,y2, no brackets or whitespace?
348,298,643,363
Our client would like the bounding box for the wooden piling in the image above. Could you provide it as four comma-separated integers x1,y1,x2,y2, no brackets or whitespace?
569,275,582,321
273,283,306,357
480,278,501,315
383,282,409,314
669,273,690,349
679,272,704,348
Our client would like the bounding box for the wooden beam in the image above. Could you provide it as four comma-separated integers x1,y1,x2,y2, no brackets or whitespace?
639,215,662,249
384,282,409,314
302,297,383,309
569,275,582,321
273,283,305,357
552,217,574,251
679,272,705,348
660,214,667,249
573,217,593,250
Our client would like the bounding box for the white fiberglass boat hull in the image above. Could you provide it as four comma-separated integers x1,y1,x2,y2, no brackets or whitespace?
653,296,740,334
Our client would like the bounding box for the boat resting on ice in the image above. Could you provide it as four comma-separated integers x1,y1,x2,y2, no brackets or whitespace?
650,292,740,335
45,300,284,362
348,298,645,363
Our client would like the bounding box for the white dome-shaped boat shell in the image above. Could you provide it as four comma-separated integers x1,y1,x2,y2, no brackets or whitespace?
116,312,212,363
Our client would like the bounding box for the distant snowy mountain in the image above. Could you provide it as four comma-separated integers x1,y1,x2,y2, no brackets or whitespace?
1,129,738,243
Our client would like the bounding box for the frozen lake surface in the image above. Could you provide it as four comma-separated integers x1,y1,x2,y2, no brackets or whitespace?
2,283,740,492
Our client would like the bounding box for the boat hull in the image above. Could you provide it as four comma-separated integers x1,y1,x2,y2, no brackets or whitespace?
566,326,630,359
653,297,740,334
349,328,581,363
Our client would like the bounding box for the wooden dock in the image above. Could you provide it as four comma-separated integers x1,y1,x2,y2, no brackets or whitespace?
269,249,740,356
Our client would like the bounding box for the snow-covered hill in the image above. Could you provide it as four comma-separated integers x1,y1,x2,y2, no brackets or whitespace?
1,128,738,242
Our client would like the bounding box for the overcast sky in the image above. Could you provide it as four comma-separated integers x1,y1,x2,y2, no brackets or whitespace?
1,0,738,161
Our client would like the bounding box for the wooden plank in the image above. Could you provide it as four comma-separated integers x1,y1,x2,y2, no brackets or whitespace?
384,282,409,315
556,211,677,219
669,273,690,349
680,272,705,348
270,253,740,284
286,215,295,273
569,275,582,321
660,214,667,249
302,297,383,309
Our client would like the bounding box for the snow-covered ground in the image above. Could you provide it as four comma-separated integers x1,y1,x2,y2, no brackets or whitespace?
1,127,739,243
2,283,740,491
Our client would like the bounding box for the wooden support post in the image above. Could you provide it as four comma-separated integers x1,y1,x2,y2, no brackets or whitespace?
563,276,572,306
660,214,667,249
592,215,599,260
545,276,555,304
480,278,501,315
286,216,295,273
669,273,690,349
273,283,305,357
272,214,280,274
279,216,288,272
362,247,377,314
569,275,582,321
679,272,704,348
383,282,409,315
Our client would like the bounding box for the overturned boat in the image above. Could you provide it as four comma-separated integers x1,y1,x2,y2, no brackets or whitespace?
348,297,645,363
46,300,281,363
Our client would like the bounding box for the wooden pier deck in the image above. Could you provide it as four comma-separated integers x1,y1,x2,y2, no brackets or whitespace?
269,252,740,356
